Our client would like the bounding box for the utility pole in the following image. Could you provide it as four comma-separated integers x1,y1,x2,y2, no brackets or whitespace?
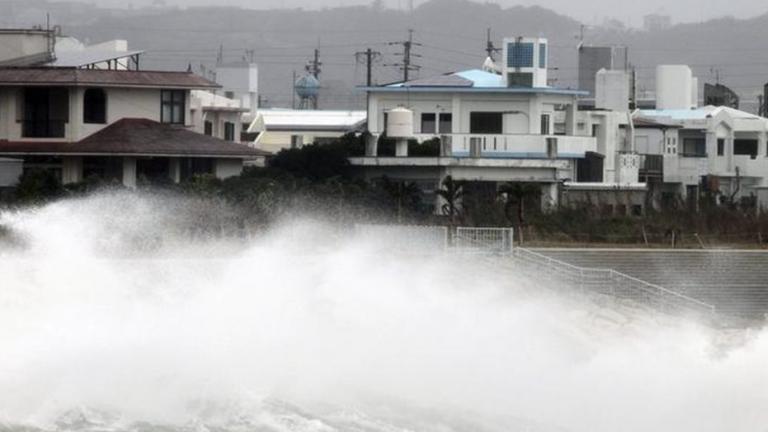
485,28,501,60
387,29,421,82
355,47,382,86
216,44,224,65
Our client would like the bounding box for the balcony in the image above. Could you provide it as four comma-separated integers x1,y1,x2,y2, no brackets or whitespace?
444,134,596,159
22,120,66,138
639,154,664,180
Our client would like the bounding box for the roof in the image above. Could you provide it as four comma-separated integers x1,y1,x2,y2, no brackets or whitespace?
362,69,587,96
47,50,144,68
0,68,220,89
0,118,269,158
249,109,367,133
631,116,683,129
639,106,765,121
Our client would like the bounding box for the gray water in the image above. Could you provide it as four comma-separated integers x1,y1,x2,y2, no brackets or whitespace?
1,192,767,432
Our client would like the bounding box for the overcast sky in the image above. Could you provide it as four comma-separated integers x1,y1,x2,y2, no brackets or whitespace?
79,0,768,26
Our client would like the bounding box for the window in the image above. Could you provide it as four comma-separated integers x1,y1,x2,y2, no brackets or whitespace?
469,112,503,134
22,87,69,138
735,139,758,158
161,90,185,124
717,139,725,156
83,88,106,124
507,42,534,68
592,124,600,137
507,72,533,88
439,113,452,134
682,138,706,157
540,114,551,135
420,113,436,134
224,122,235,141
539,43,547,68
204,121,213,136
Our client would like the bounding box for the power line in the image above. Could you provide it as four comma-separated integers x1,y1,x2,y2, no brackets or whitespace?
355,47,382,87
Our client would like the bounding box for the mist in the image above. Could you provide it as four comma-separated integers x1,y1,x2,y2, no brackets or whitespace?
1,192,768,432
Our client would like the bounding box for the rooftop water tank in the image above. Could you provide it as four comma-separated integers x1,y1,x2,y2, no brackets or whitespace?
386,107,414,138
295,74,320,99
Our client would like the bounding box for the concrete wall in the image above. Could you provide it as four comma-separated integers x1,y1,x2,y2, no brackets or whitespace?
214,158,243,179
0,31,50,63
0,158,23,187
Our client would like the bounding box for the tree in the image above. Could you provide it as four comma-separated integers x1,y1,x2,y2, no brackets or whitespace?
436,175,464,226
498,182,540,228
381,176,422,223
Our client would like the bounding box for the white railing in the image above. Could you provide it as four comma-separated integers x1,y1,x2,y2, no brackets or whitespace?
355,224,448,253
513,248,717,316
445,134,596,159
454,227,514,254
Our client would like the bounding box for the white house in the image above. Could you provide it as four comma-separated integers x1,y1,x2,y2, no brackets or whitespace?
633,106,768,208
0,30,267,188
354,37,597,210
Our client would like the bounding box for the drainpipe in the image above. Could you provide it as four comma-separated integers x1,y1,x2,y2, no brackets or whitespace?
627,109,639,153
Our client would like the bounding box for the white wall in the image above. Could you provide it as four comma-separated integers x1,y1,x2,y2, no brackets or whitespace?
214,158,243,179
0,86,195,142
0,31,50,63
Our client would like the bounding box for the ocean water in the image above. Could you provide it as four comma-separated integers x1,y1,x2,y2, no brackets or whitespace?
0,192,767,432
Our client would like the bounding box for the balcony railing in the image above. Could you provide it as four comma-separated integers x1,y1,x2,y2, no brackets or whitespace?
442,133,596,159
22,120,66,138
639,154,664,178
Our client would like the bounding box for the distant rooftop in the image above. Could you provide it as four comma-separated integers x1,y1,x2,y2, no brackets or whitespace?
640,106,765,121
249,109,367,133
0,68,219,89
362,69,586,96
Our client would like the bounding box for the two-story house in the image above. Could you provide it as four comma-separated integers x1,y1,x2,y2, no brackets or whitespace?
0,29,267,188
353,37,597,210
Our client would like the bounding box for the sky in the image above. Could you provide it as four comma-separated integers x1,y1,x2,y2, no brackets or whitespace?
86,0,768,26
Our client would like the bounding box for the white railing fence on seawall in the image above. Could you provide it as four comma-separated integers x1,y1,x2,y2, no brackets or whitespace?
513,247,717,317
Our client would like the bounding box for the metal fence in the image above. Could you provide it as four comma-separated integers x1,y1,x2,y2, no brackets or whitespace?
454,227,514,254
513,247,717,317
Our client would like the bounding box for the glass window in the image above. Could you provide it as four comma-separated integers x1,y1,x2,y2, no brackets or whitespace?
539,43,547,68
224,122,235,141
682,138,706,157
420,113,436,134
83,88,107,124
507,42,534,68
161,90,185,124
469,112,503,134
204,121,213,136
717,139,725,156
735,139,758,158
439,113,452,134
540,114,551,135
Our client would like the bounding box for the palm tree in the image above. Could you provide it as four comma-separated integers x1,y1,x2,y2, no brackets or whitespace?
498,182,540,235
436,175,465,226
382,176,421,223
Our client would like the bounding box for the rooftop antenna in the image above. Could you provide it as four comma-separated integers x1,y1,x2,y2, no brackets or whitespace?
216,44,224,65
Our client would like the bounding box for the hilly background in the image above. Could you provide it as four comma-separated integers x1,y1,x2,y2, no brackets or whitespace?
4,0,768,111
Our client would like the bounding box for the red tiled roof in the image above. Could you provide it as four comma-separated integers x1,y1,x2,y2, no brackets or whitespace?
0,118,269,158
0,68,220,89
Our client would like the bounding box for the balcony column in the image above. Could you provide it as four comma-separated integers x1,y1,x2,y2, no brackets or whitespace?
705,132,717,171
451,96,462,134
540,182,559,212
61,156,83,184
759,132,767,159
122,157,137,188
726,134,734,172
565,103,577,136
168,158,181,183
365,134,378,157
